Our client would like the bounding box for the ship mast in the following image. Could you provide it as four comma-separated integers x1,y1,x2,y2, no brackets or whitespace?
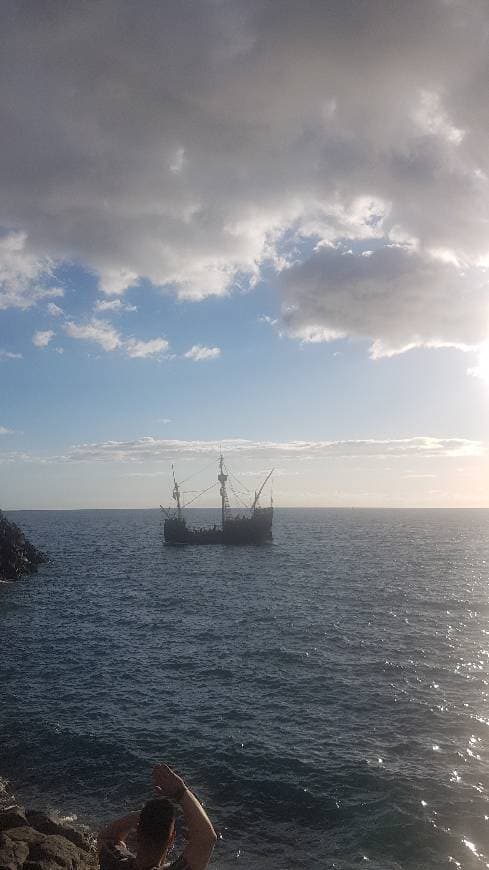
218,454,228,530
252,468,275,511
172,464,183,520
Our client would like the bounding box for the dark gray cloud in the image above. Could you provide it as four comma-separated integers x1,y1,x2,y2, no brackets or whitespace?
1,0,489,352
280,245,488,357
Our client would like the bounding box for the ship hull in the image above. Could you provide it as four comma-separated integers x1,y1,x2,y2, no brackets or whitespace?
164,508,273,545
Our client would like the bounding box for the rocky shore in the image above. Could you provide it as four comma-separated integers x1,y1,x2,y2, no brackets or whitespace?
0,805,97,870
0,512,47,582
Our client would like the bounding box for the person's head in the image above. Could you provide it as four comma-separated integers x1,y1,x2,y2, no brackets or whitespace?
137,797,176,861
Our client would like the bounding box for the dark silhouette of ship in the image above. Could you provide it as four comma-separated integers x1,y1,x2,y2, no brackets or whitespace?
162,455,273,545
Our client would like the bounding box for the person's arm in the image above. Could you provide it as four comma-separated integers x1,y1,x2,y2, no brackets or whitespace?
179,788,216,870
97,812,140,850
152,763,216,870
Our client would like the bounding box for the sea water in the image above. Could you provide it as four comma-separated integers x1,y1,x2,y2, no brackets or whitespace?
1,508,489,869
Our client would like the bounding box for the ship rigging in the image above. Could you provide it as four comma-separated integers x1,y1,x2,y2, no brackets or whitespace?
161,455,274,545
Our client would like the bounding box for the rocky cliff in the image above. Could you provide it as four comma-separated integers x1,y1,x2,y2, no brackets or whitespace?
0,512,47,582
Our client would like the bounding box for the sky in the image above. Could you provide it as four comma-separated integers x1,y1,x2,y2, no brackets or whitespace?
1,0,489,509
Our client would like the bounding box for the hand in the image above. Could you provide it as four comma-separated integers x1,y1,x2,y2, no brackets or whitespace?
152,763,186,799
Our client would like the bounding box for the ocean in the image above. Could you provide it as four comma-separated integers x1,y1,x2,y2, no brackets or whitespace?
1,508,489,870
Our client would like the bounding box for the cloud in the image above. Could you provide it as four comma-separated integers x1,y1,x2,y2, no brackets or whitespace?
47,436,484,464
0,426,14,435
258,315,278,327
184,344,221,361
94,299,138,313
0,350,22,360
99,269,138,297
0,231,63,310
32,329,55,348
237,467,299,478
280,245,489,357
0,450,42,464
63,318,168,357
64,319,121,352
125,337,169,358
47,302,64,317
2,2,489,355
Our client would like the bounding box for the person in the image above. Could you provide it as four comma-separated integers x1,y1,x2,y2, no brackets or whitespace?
97,763,217,870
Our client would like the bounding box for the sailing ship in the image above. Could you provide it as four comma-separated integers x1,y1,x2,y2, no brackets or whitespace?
161,455,273,544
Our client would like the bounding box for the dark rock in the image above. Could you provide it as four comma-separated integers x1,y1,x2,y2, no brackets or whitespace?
0,828,43,870
23,862,54,870
0,810,29,833
28,833,95,869
0,808,97,870
1,830,44,848
25,813,91,853
0,513,47,582
0,831,30,870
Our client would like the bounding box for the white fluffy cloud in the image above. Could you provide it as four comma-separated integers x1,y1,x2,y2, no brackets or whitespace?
47,302,64,317
184,344,221,361
64,319,121,352
125,337,169,358
32,330,55,348
94,299,138,314
52,436,483,464
2,2,489,353
0,426,14,435
63,318,168,358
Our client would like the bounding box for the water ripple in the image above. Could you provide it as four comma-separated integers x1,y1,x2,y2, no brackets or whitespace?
2,507,489,869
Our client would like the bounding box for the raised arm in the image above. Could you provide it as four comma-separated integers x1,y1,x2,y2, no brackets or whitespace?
152,763,216,870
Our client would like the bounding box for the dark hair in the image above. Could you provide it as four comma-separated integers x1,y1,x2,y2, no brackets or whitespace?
138,797,176,847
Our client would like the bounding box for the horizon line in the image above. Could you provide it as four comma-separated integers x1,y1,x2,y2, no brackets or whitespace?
4,505,489,512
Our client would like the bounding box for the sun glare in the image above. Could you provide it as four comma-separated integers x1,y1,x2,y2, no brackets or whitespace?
469,343,489,383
